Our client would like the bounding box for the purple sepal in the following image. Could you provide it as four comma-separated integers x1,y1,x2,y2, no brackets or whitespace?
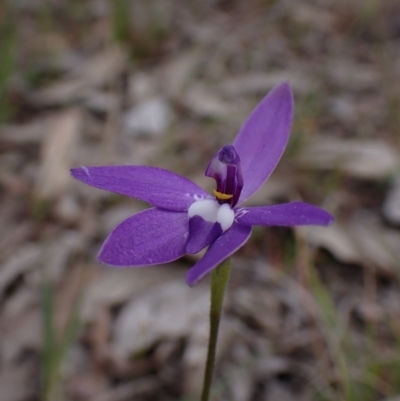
236,202,334,227
98,208,189,266
186,216,222,254
234,82,294,204
71,165,211,211
186,223,252,286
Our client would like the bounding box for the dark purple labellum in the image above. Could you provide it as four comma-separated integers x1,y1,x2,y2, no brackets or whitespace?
205,145,243,207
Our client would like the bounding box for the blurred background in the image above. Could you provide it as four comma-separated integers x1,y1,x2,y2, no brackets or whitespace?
1,0,400,400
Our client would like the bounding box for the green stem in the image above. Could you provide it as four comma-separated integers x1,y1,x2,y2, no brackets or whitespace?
201,259,231,401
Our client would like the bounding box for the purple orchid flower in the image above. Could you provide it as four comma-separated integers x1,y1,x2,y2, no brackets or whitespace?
71,83,333,286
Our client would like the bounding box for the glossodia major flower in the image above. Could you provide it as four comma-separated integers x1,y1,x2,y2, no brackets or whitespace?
71,83,333,286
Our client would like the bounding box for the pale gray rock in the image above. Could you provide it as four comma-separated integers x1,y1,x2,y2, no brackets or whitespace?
123,97,172,137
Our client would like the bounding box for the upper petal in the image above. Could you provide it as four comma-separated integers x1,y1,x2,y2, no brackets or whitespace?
98,208,189,266
71,165,210,211
233,82,294,204
186,223,252,286
236,202,334,226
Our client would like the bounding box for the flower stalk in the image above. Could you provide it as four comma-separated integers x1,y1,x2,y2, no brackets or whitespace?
201,258,231,401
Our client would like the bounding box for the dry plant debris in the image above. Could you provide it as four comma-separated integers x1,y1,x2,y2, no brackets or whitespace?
1,0,400,400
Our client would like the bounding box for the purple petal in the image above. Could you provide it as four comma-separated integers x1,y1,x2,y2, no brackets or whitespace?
233,82,294,204
71,166,210,211
236,202,334,226
98,208,189,266
186,216,222,254
186,223,252,286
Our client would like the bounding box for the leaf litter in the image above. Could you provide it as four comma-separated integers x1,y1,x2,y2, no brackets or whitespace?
1,0,400,400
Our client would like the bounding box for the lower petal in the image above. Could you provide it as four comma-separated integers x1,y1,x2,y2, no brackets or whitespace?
186,216,222,254
236,202,333,227
98,208,189,266
186,223,252,286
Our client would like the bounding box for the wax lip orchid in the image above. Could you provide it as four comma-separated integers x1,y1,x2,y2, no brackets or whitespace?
71,82,333,286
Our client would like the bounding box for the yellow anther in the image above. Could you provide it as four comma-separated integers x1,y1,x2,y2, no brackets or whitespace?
213,190,233,200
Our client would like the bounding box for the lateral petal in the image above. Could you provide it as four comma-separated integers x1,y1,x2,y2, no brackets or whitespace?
233,83,294,204
98,208,189,266
186,223,252,286
71,165,210,211
236,202,334,226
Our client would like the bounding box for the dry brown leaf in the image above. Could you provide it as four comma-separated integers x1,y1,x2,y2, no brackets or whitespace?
229,370,254,401
0,359,37,401
383,175,400,225
64,344,109,399
327,59,380,90
110,280,209,360
71,46,126,87
0,222,33,258
183,84,235,118
89,378,159,401
3,287,38,322
54,194,82,224
36,108,82,199
0,244,41,298
28,80,86,106
1,308,41,363
68,373,109,401
233,286,282,335
38,231,85,283
266,380,300,401
81,267,183,322
291,3,336,30
299,138,399,179
254,356,292,379
82,90,119,114
0,119,48,145
298,223,360,264
298,215,400,274
354,302,384,323
28,47,126,106
160,51,202,97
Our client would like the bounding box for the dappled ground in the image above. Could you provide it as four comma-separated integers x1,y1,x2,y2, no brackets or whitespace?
1,0,400,400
